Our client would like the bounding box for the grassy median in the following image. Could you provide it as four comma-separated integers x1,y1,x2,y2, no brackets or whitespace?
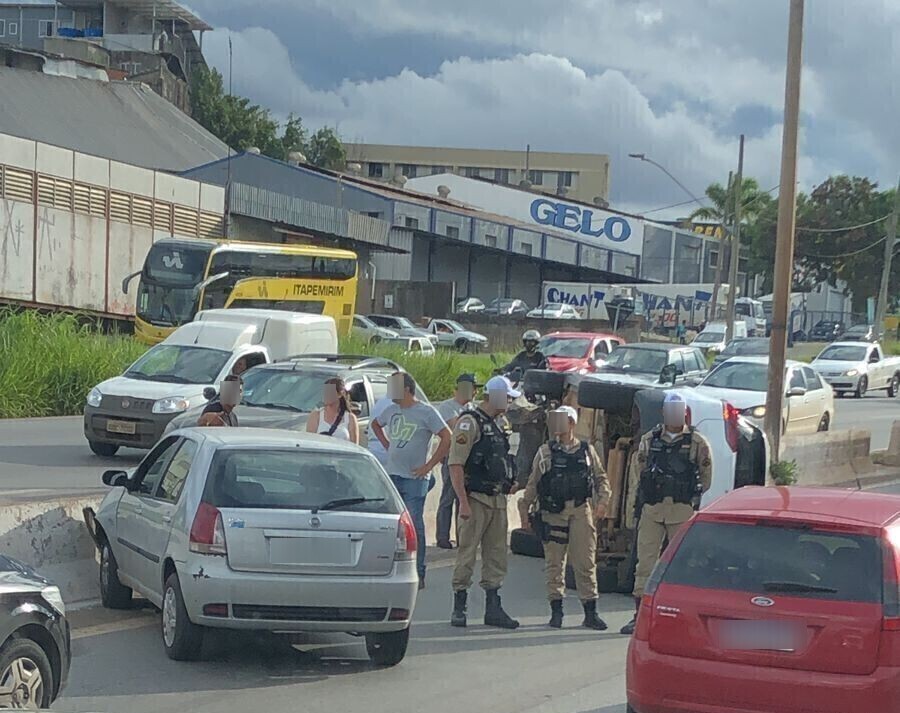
0,310,513,418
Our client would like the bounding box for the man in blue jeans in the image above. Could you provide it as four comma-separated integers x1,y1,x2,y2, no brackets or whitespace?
371,372,451,589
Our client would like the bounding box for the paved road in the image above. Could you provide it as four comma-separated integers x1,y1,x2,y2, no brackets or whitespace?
55,554,633,713
0,394,895,496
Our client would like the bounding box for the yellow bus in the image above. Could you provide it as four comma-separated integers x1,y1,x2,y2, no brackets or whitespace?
127,239,358,344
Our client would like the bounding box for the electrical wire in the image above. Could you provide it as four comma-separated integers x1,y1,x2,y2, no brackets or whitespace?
796,214,889,233
796,236,887,259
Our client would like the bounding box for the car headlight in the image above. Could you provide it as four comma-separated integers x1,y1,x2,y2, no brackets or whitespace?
86,387,103,408
845,369,858,377
152,397,189,414
42,585,65,617
742,405,766,419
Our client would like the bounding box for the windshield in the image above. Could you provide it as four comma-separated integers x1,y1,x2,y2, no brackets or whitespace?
395,317,417,329
603,347,666,374
125,345,230,385
135,280,198,327
144,242,212,286
444,320,465,330
541,337,592,358
721,339,769,357
693,332,724,344
202,449,402,513
701,362,768,391
241,368,333,411
844,326,870,337
816,345,868,361
735,303,751,317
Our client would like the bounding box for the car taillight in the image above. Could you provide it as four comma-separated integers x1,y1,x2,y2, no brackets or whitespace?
882,533,900,630
189,502,227,555
395,510,417,561
723,401,741,453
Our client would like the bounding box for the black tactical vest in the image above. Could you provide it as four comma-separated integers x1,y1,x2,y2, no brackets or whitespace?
537,441,593,513
639,427,700,506
464,409,513,495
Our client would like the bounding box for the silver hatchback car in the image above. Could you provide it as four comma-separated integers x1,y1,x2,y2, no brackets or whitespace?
84,428,418,665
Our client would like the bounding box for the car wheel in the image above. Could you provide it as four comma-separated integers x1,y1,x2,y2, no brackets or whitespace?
855,376,868,399
522,370,567,400
100,540,132,609
835,391,845,399
370,336,381,346
365,626,409,667
88,441,119,457
161,573,204,661
455,339,468,353
889,374,899,398
817,412,830,432
0,637,54,710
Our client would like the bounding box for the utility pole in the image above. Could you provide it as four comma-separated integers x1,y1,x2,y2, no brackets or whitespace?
874,176,900,333
764,0,805,462
726,136,745,342
710,171,733,321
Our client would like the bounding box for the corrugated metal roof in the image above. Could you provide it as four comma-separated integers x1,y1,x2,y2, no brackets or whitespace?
0,68,228,171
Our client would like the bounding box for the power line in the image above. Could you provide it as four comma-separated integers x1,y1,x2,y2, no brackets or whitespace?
795,214,889,233
796,236,886,259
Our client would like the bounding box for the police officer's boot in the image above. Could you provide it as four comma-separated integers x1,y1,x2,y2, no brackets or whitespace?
548,599,563,629
581,599,608,631
450,590,467,628
619,598,640,635
484,589,520,629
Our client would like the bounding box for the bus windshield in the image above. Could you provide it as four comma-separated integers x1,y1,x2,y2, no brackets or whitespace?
136,281,198,327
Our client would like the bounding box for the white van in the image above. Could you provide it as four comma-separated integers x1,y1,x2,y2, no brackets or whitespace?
83,310,337,455
691,321,747,353
735,297,767,336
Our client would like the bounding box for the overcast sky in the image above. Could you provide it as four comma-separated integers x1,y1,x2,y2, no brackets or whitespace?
184,0,898,217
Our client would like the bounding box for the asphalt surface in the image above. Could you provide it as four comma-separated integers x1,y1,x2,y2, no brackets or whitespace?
55,554,633,713
0,394,894,497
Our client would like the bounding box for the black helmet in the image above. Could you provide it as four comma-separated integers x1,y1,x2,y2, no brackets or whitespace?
522,329,541,353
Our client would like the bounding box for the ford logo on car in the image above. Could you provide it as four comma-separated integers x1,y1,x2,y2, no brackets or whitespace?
751,596,775,608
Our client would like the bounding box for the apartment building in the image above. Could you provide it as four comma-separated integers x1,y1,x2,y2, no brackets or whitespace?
344,143,611,206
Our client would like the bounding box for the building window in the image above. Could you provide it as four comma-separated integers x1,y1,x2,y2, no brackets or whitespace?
558,171,573,189
484,235,497,248
397,163,418,179
0,20,6,36
708,250,719,268
431,165,449,175
38,20,54,37
463,167,482,178
494,168,510,184
528,170,544,185
404,216,419,230
368,163,385,178
7,21,16,36
446,226,460,239
363,211,383,219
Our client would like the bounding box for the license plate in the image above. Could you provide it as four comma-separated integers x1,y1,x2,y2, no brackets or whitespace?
106,419,136,435
268,536,354,566
719,620,802,651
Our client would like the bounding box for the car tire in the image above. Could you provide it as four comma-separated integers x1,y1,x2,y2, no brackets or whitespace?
509,528,544,558
855,376,868,399
578,379,640,412
100,540,132,610
88,440,119,457
0,637,55,710
817,412,830,432
365,626,409,667
370,336,381,346
161,573,204,661
522,370,566,400
889,374,900,398
455,339,469,354
835,391,845,399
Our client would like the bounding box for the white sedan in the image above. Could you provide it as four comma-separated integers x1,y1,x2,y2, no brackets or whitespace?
694,356,834,434
85,428,417,665
526,303,583,320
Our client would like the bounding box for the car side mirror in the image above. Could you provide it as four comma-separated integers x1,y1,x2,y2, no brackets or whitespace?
659,364,678,384
202,387,217,401
787,386,807,397
102,469,130,488
350,401,362,415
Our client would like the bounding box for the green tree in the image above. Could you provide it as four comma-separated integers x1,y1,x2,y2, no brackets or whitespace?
190,68,346,170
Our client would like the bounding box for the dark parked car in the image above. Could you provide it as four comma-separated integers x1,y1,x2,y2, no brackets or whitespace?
712,337,770,367
810,319,845,341
482,298,529,317
841,324,881,342
0,555,70,709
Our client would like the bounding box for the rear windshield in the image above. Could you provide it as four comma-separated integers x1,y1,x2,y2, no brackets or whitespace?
202,449,402,514
817,346,868,361
663,521,883,603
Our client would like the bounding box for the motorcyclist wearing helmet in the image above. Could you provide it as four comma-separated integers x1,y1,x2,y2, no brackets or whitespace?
501,330,549,377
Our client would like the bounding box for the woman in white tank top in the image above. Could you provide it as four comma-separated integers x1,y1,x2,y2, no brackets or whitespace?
306,377,360,444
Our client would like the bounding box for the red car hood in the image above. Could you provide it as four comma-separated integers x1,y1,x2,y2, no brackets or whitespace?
547,356,588,372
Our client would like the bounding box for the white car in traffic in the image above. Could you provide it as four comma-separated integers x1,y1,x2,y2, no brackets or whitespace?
85,428,417,665
695,356,834,434
526,303,583,320
810,341,900,398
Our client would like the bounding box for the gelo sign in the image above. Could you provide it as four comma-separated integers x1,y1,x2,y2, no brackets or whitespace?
530,198,632,242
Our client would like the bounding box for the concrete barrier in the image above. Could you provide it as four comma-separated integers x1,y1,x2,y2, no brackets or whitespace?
781,427,900,488
874,420,900,468
0,494,102,606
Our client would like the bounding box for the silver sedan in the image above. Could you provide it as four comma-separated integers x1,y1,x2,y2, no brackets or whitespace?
85,428,418,665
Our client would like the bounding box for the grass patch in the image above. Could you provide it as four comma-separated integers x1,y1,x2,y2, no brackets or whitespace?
0,310,145,418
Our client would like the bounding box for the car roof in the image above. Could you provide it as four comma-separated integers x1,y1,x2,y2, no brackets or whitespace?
183,427,371,455
715,355,804,367
703,486,900,528
828,341,874,348
613,342,694,352
547,331,619,339
249,356,399,378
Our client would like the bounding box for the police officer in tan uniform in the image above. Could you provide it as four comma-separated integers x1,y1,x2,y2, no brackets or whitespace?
522,406,612,630
448,376,520,629
620,392,712,635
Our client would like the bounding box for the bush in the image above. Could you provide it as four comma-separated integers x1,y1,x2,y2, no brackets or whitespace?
770,459,798,486
0,310,145,418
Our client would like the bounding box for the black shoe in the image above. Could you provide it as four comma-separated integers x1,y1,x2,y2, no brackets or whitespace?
620,616,636,635
451,590,467,628
548,599,563,629
436,540,454,550
582,600,608,631
484,589,519,629
419,576,426,590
